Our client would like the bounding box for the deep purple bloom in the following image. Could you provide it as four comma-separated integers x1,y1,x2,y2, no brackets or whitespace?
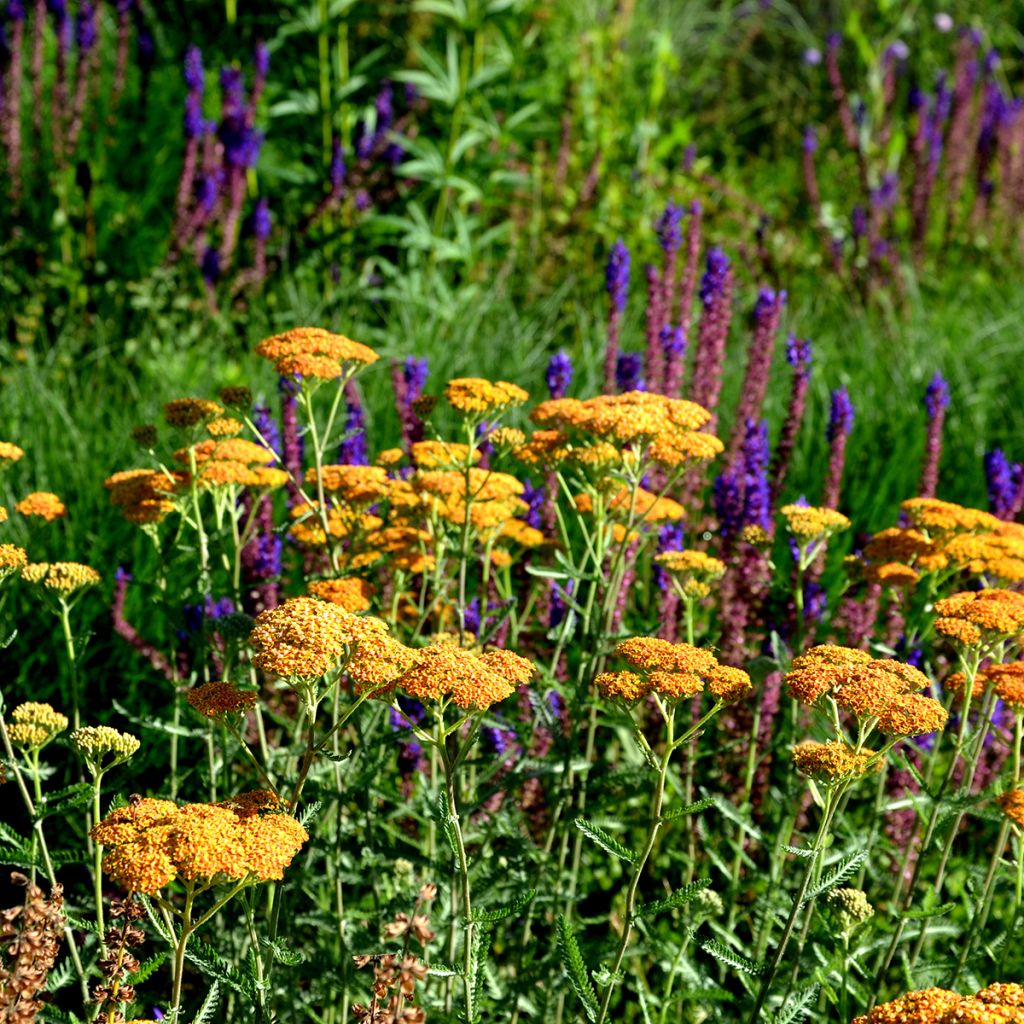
713,472,744,540
549,580,574,630
184,92,205,138
887,40,909,62
481,725,518,758
984,449,1018,519
699,247,730,307
252,405,281,457
254,41,269,79
616,353,645,393
827,386,854,442
851,205,867,238
136,28,155,71
7,1,25,19
545,351,573,399
606,239,630,313
403,356,428,400
340,392,368,465
786,334,812,369
75,2,96,52
250,533,282,579
521,478,545,529
201,246,220,285
184,44,204,92
655,523,685,592
656,202,683,254
182,596,235,637
924,372,950,417
330,135,345,191
741,419,772,531
463,598,481,637
251,197,271,240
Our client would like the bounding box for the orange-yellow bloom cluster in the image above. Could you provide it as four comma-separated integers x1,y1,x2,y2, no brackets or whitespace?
7,702,68,750
854,984,1024,1024
654,549,726,599
187,682,259,719
92,792,308,894
390,641,535,710
255,327,378,380
934,590,1024,649
596,637,751,705
780,504,850,542
21,561,101,594
792,741,881,781
308,577,375,612
15,492,66,522
104,468,178,525
998,789,1024,828
0,441,25,464
445,378,528,415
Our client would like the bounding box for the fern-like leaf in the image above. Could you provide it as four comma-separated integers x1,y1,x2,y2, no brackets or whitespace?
556,915,598,1022
802,849,868,905
635,879,711,919
699,937,764,976
574,818,635,863
471,889,535,923
190,979,221,1024
771,984,820,1024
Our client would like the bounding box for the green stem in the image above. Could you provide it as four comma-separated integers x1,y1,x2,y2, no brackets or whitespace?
93,770,106,952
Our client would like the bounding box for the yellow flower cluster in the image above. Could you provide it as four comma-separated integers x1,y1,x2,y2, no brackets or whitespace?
933,589,1024,649
980,663,1024,713
104,468,179,525
21,561,101,595
780,504,850,542
863,497,1024,588
255,327,378,380
390,641,535,710
186,682,259,719
854,984,1024,1024
179,437,287,492
248,597,390,681
0,441,25,464
445,378,529,415
164,398,224,429
309,464,391,503
596,637,752,704
785,645,944,734
308,577,375,612
7,703,68,750
997,789,1024,828
71,726,141,770
0,543,28,579
410,441,480,470
15,492,66,522
654,549,726,599
527,391,721,470
792,740,881,781
92,792,309,894
206,417,245,438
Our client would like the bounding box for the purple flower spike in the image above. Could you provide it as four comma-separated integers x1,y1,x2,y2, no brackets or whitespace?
656,202,683,255
920,372,950,497
254,41,270,79
184,45,204,92
201,247,220,285
615,353,645,393
404,356,429,400
823,387,854,508
827,386,855,442
75,2,96,52
251,198,271,241
606,239,630,313
984,450,1020,520
330,135,346,192
545,351,573,399
924,372,950,417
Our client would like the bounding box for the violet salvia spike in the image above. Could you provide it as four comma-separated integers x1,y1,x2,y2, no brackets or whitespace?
279,376,304,508
984,449,1017,520
339,382,368,466
689,246,734,424
770,335,812,504
826,34,861,153
643,263,665,393
67,1,98,154
678,201,702,343
3,3,25,200
822,386,854,509
656,200,683,323
604,239,630,393
545,350,573,399
919,372,950,497
110,0,133,113
661,325,686,398
942,30,981,236
726,288,786,466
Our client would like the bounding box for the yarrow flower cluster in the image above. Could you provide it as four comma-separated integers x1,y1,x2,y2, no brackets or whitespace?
70,726,141,773
444,378,529,416
186,681,259,720
92,792,309,894
653,549,726,599
933,589,1024,650
6,703,68,751
596,637,752,705
14,492,66,521
20,561,101,595
854,984,1024,1024
255,327,379,381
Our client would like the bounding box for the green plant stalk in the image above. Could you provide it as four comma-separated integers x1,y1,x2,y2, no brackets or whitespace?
58,598,81,732
595,706,676,1024
93,768,106,952
301,386,341,574
998,834,1024,975
187,445,211,597
747,782,842,1023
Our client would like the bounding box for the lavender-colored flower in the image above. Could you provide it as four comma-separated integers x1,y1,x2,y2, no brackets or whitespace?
786,334,812,369
463,598,481,637
982,49,1000,76
182,595,235,637
252,404,281,457
251,197,271,240
545,351,573,399
375,81,394,135
7,1,25,19
254,41,269,79
934,12,953,32
201,246,220,285
741,419,772,531
606,239,630,313
616,353,645,393
887,40,909,62
984,449,1017,519
403,356,428,400
851,205,867,238
713,472,744,540
656,202,683,254
481,725,518,758
220,67,245,117
75,2,96,51
521,478,545,529
803,47,822,66
250,532,282,580
699,247,730,307
330,135,345,191
549,580,574,630
827,386,854,442
682,143,697,173
924,372,950,418
390,696,426,731
184,92,204,138
354,189,372,212
340,392,368,465
184,44,204,92
654,523,685,592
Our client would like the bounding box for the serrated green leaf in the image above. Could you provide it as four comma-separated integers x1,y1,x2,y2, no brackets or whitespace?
635,879,711,919
127,952,168,985
34,782,93,823
557,915,598,1021
471,888,535,923
902,901,956,921
574,818,635,863
699,937,764,976
783,845,817,858
771,984,820,1024
190,979,221,1024
662,797,715,821
802,849,868,905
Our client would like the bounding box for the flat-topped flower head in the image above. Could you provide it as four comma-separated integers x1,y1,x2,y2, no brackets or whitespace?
308,577,375,612
445,378,529,416
984,663,1024,713
186,681,259,720
411,441,481,470
392,641,535,711
15,492,66,522
0,544,28,581
851,986,1024,1024
249,597,388,681
792,741,881,782
93,792,308,894
998,789,1024,829
347,634,417,695
8,702,69,751
706,666,754,702
902,497,1000,536
0,441,25,465
256,327,378,366
71,726,141,772
934,589,1024,649
21,561,101,596
164,398,224,429
308,464,390,503
780,504,850,542
875,693,948,736
219,386,254,410
615,637,718,676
